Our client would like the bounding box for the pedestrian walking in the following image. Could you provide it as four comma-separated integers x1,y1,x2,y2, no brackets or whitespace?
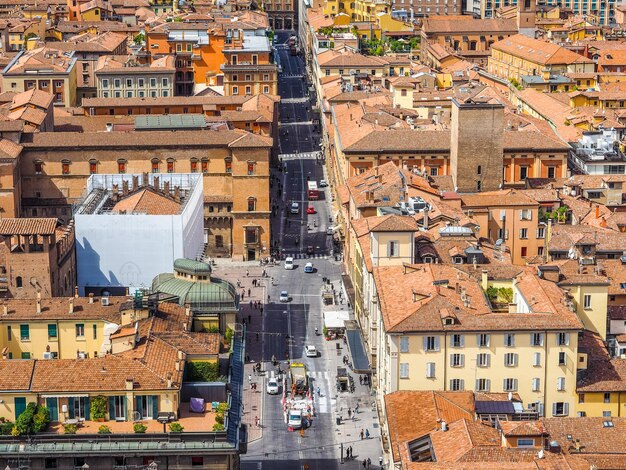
248,374,252,383
246,269,249,277
367,458,371,469
359,376,363,385
249,300,253,308
256,332,259,341
248,288,251,297
253,279,257,287
362,459,366,468
355,403,359,413
260,306,264,314
347,408,352,418
248,314,251,323
241,290,245,301
365,429,370,439
237,279,241,288
360,429,364,440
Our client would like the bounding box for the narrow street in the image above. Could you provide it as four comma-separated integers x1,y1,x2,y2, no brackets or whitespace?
240,32,383,470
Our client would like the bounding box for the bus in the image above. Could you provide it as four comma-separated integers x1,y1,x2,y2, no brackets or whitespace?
307,181,319,200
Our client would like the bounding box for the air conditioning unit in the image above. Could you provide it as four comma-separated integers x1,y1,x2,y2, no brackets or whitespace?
43,352,53,359
101,297,110,306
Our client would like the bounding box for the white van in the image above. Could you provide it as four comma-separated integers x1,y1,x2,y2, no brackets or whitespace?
290,202,299,214
284,257,294,270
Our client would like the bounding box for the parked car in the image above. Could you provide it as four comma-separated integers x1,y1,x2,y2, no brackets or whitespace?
284,257,295,270
291,202,299,214
306,206,316,214
304,262,314,273
305,345,317,357
280,291,290,302
319,180,328,187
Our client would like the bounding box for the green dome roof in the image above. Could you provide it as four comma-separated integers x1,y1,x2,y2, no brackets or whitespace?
152,272,238,314
173,258,212,276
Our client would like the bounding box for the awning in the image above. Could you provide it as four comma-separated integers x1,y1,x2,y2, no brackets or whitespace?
40,394,89,398
324,310,350,329
346,325,371,373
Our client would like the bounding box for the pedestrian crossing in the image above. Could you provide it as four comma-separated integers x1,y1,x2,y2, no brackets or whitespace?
309,371,332,414
278,151,323,160
281,74,305,78
282,253,330,260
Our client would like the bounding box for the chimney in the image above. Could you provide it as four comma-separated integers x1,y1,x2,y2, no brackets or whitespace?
88,293,94,304
423,205,429,229
178,349,184,360
481,270,489,290
74,286,79,298
167,376,173,388
182,321,187,331
441,420,447,432
105,122,113,132
111,184,119,202
601,217,607,228
2,305,7,315
36,292,41,314
122,180,129,196
142,172,149,186
132,175,139,190
596,205,600,219
185,304,191,316
164,181,170,194
69,298,74,314
125,378,134,390
174,186,181,202
175,361,181,371
153,176,160,190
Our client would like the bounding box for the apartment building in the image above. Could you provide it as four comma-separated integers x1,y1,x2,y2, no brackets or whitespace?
1,47,78,107
221,32,278,97
262,0,297,29
95,55,175,99
488,34,595,82
48,32,129,103
373,263,582,417
323,0,391,22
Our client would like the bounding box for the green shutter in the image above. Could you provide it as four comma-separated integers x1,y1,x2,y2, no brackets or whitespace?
84,397,90,421
19,324,29,341
68,397,75,419
135,396,141,419
151,395,158,419
21,352,30,359
109,396,116,420
14,397,26,420
46,398,58,421
48,324,57,338
123,396,127,421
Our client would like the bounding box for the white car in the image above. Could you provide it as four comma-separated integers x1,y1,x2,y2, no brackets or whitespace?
266,378,279,394
319,180,328,187
305,345,317,357
288,409,303,429
304,262,313,273
290,202,300,214
280,291,290,302
284,257,294,270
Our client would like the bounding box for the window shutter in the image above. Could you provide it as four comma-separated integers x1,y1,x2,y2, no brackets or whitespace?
475,379,480,391
503,379,507,390
505,229,509,240
109,396,116,420
422,337,428,352
450,336,455,347
152,395,159,419
565,333,570,346
486,379,490,391
426,362,435,378
486,354,491,367
514,354,518,367
539,334,544,346
459,379,464,390
513,379,518,391
135,396,142,419
68,397,75,419
434,336,440,351
84,397,91,421
510,334,515,347
552,403,557,416
460,354,465,367
532,378,540,392
460,335,464,347
534,352,541,367
485,335,490,347
564,403,569,416
476,334,482,346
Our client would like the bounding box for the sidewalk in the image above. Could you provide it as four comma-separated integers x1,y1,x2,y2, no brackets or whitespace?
211,265,269,442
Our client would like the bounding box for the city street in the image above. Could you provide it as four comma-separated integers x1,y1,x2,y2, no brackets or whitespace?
240,31,383,470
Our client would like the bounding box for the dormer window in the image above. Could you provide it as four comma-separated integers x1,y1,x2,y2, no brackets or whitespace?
443,317,455,326
423,256,434,264
452,256,463,264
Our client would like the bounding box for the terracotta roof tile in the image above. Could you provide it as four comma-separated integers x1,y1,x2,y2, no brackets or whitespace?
0,360,34,391
0,217,58,235
0,296,126,323
112,188,181,215
492,34,593,66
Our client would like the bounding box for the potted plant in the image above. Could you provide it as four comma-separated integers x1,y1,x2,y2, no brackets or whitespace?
63,423,77,434
97,425,112,434
169,422,184,433
133,423,148,433
90,395,108,422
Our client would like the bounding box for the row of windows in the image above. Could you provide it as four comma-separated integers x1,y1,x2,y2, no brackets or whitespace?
102,90,169,99
34,158,254,176
445,351,567,368
410,332,570,352
43,456,206,469
101,77,169,88
232,85,271,95
232,73,272,82
8,323,97,341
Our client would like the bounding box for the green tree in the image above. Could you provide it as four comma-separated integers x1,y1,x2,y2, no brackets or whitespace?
133,33,145,45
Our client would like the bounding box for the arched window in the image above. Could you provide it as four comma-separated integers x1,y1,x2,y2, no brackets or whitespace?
167,158,175,173
89,159,98,174
117,159,127,174
151,158,160,173
16,276,22,288
247,197,256,212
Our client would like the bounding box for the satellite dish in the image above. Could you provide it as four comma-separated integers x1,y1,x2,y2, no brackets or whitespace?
495,239,503,247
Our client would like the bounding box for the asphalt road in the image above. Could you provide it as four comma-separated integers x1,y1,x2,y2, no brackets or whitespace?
240,31,348,470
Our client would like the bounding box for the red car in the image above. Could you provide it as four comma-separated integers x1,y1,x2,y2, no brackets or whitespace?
306,206,316,214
